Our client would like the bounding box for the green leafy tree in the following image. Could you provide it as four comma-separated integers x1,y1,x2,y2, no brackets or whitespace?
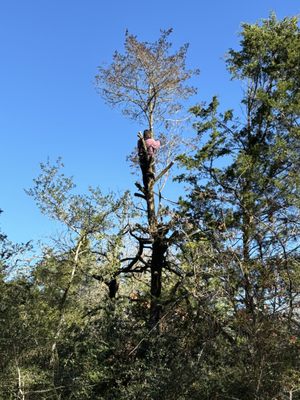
177,14,300,398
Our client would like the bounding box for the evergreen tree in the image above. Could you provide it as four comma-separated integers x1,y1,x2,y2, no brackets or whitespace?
177,14,300,398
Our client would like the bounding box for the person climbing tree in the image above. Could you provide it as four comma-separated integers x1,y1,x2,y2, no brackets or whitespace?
96,29,198,330
138,129,160,189
143,129,161,156
138,130,160,161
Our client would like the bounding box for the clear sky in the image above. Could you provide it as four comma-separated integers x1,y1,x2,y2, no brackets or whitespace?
0,0,299,244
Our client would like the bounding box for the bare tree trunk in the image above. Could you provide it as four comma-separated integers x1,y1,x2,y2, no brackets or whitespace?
138,141,168,330
50,239,83,366
16,363,25,400
149,233,167,329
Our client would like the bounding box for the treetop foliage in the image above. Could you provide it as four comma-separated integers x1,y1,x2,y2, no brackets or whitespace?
95,29,199,131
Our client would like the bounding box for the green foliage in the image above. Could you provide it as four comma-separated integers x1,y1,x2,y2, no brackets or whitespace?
177,13,300,399
1,14,300,400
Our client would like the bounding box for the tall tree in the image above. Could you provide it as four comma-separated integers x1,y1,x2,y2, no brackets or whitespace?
177,14,300,398
96,29,198,328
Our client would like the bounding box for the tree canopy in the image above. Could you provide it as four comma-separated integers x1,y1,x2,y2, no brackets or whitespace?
1,14,300,400
96,29,199,132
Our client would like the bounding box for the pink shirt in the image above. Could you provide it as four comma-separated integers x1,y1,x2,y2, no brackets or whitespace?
145,138,160,156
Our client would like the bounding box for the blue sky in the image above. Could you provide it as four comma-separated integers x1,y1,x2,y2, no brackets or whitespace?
0,0,299,244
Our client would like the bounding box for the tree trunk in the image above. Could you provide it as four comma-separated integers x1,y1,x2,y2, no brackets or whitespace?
138,142,167,330
149,234,167,329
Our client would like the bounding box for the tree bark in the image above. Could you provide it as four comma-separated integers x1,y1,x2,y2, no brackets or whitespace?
149,233,167,329
138,141,168,330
